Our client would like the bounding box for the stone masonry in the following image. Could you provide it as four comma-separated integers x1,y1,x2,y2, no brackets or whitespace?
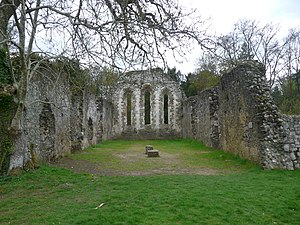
282,115,300,169
4,60,300,173
112,69,184,139
8,71,113,172
183,60,300,169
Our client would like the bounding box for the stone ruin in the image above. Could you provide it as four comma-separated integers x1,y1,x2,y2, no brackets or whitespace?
182,61,300,169
112,70,183,139
3,60,300,173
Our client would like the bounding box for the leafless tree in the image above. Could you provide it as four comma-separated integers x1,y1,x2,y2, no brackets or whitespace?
208,19,297,87
0,0,210,134
282,29,300,77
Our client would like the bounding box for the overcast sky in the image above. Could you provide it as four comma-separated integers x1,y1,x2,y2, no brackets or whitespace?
172,0,300,74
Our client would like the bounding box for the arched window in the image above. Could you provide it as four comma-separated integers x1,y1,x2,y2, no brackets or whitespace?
145,91,151,124
164,94,168,124
127,92,132,126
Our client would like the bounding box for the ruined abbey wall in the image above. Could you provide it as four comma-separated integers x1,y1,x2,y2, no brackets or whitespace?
182,88,219,149
8,72,113,172
4,61,300,173
282,115,300,169
9,72,72,170
183,61,300,169
112,70,184,139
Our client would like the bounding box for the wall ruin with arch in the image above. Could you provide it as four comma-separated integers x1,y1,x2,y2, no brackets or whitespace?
3,61,300,173
112,70,184,139
8,71,114,173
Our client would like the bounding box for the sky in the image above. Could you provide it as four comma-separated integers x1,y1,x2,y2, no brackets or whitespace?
172,0,300,74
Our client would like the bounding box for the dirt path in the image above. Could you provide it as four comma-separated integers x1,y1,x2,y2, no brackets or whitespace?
51,154,224,176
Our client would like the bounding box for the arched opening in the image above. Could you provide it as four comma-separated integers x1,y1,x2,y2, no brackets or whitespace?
39,102,55,159
87,117,93,141
127,92,132,126
145,91,151,124
164,94,169,124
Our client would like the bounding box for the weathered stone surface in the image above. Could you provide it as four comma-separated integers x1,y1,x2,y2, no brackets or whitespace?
8,71,114,173
183,60,300,170
6,60,300,173
112,70,184,139
147,149,159,157
145,145,153,154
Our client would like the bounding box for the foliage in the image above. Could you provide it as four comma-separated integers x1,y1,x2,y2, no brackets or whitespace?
0,138,299,225
62,59,90,95
166,67,182,83
91,66,120,99
272,72,300,115
0,93,16,174
181,70,220,97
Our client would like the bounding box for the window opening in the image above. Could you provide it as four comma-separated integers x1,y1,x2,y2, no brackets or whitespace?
145,91,151,124
127,92,132,126
164,94,169,124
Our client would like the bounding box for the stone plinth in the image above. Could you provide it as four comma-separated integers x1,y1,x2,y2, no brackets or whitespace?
145,145,153,154
147,149,159,157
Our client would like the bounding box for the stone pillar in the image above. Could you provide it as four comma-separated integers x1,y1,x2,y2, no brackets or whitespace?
153,88,161,129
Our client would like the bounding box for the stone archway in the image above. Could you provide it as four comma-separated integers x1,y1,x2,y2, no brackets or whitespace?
39,101,55,160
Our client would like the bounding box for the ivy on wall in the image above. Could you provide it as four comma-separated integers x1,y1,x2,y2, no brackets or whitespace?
0,48,12,85
0,48,16,174
0,93,16,174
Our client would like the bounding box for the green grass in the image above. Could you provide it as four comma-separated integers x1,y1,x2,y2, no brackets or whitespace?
69,139,257,173
1,139,300,225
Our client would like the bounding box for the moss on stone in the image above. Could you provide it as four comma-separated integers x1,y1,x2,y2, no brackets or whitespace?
0,48,12,84
0,93,16,174
29,143,40,169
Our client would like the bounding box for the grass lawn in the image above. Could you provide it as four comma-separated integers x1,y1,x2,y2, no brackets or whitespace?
63,139,256,175
1,139,300,225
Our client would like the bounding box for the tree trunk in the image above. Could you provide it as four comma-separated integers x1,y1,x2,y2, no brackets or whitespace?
0,0,21,48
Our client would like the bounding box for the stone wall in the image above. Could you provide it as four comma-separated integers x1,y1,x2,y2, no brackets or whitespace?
182,88,219,148
183,60,300,169
9,71,72,171
8,71,114,173
282,115,300,169
218,62,263,164
112,70,184,139
5,60,300,172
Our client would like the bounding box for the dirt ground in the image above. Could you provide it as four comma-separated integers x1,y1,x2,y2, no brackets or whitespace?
50,150,224,176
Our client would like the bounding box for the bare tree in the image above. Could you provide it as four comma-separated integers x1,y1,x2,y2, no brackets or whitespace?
209,19,296,87
0,0,210,134
283,29,300,77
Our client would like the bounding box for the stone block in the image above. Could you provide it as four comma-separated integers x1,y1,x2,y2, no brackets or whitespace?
145,145,153,154
147,149,159,157
290,153,296,161
283,144,290,152
286,162,295,170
